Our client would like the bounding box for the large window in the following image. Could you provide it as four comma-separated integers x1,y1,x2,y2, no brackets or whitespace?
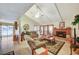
34,25,54,36
2,25,13,37
1,25,14,50
0,25,2,37
7,26,13,36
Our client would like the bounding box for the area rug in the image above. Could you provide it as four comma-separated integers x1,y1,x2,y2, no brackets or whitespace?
45,40,65,55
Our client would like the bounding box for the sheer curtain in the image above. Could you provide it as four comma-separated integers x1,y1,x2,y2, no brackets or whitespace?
44,26,48,35
49,25,54,36
1,25,14,53
0,25,2,53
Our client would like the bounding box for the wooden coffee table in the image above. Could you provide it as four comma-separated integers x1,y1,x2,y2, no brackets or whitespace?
47,37,56,44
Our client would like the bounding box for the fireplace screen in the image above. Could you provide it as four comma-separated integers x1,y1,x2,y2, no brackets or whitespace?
56,31,66,38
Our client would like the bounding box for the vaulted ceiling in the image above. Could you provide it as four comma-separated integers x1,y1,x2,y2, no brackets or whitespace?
25,3,79,25
0,3,34,22
25,3,61,25
0,3,79,25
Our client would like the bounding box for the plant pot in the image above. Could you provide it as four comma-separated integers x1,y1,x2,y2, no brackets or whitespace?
76,37,79,43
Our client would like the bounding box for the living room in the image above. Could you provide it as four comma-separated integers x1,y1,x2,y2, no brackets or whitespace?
0,3,79,55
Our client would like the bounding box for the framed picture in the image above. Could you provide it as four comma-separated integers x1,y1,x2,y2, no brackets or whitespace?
59,22,65,29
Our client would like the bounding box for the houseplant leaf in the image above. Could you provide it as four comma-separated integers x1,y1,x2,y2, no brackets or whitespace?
72,15,79,25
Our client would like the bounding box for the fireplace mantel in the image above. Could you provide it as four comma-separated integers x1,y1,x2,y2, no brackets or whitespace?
54,27,71,38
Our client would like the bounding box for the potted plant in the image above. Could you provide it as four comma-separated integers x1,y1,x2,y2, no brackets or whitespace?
72,15,79,25
72,15,79,50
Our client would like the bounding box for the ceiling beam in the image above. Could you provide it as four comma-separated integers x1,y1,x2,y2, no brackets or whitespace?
54,3,63,21
35,4,53,23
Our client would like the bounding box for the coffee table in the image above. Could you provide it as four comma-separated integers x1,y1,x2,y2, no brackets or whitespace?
47,36,56,45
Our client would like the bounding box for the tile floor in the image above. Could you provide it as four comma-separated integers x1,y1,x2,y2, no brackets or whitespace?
0,36,78,55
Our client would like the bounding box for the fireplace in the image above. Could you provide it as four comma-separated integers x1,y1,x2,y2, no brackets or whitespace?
54,27,71,38
56,31,66,38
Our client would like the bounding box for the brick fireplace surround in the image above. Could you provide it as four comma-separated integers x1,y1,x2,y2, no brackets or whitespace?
54,27,71,38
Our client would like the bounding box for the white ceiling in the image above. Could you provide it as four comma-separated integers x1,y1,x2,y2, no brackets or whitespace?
25,3,61,25
0,3,34,22
0,3,79,24
25,3,79,25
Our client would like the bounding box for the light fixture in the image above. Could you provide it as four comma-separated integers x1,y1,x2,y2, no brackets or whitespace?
35,5,43,18
35,12,40,18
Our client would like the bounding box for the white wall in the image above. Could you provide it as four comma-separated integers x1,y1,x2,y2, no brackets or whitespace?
0,19,15,23
19,15,39,32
